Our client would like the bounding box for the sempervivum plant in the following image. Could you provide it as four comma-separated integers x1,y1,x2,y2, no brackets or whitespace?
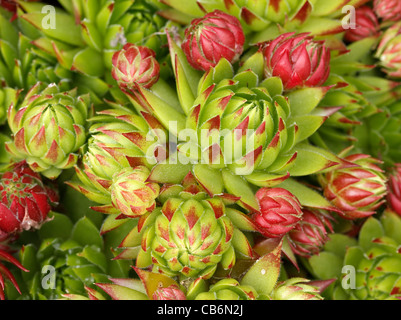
373,0,401,22
67,101,167,215
110,166,160,218
8,213,127,300
111,44,160,90
252,187,303,238
17,0,169,83
6,83,90,179
343,6,381,43
0,161,57,237
375,21,401,79
308,210,401,300
125,25,353,216
260,32,331,90
287,208,333,258
318,151,387,220
135,175,236,279
181,10,245,71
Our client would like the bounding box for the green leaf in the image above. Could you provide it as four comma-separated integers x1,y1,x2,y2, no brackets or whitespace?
241,241,282,295
222,169,259,212
192,164,224,196
149,163,193,184
38,212,73,240
287,143,342,176
277,178,338,211
238,50,264,79
70,217,103,249
324,234,358,258
381,210,401,244
20,244,39,282
287,87,329,116
72,47,105,77
309,252,344,279
79,246,108,273
21,12,85,46
358,217,385,252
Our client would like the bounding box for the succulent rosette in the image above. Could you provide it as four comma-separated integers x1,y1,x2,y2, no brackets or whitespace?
112,43,160,90
110,166,160,218
67,101,167,214
375,21,401,79
17,0,169,78
318,151,387,220
344,6,380,43
7,213,125,300
0,161,57,237
253,188,303,238
137,181,235,279
287,209,333,257
5,83,89,179
269,278,323,300
308,210,401,300
373,0,401,22
181,10,245,71
261,32,331,90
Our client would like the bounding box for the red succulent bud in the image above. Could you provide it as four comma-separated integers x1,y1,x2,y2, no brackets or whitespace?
182,10,245,71
387,163,401,217
374,0,401,22
319,154,387,220
0,161,57,237
261,32,331,90
344,6,380,43
253,188,303,238
111,43,160,90
288,209,333,258
152,284,186,300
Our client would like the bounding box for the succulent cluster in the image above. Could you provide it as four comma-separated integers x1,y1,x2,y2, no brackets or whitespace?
0,0,400,303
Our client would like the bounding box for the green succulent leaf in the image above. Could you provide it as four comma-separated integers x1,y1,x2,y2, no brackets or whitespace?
71,217,103,248
241,240,282,295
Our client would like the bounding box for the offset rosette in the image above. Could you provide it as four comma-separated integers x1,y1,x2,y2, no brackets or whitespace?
261,32,331,90
139,188,234,279
344,6,380,43
287,209,333,257
0,161,57,237
253,188,303,238
319,153,387,220
6,83,89,179
181,10,245,71
375,22,401,79
67,102,167,214
373,0,401,22
112,44,160,90
269,278,323,300
110,166,160,218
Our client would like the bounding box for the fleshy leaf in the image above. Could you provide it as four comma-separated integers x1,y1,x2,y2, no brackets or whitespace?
240,240,282,295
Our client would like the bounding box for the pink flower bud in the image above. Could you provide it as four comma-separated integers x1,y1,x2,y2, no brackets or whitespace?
182,10,245,71
261,32,331,90
387,164,401,217
0,161,57,237
152,284,186,300
319,154,387,220
288,209,333,257
253,188,303,238
111,43,160,90
374,0,401,22
344,6,380,43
